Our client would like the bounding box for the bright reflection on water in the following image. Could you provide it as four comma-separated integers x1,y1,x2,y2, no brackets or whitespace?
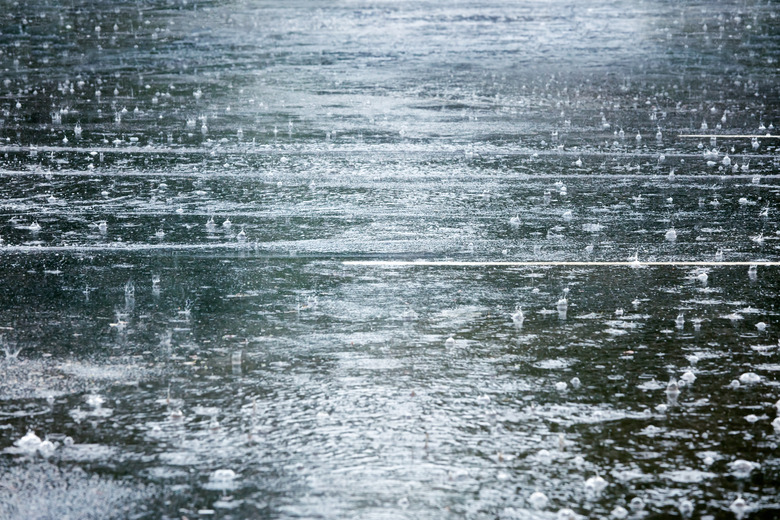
1,0,779,519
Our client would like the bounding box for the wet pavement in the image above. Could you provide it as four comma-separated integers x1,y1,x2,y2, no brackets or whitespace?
1,1,779,519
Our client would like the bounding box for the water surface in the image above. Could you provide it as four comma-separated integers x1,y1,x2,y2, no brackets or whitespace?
1,1,779,519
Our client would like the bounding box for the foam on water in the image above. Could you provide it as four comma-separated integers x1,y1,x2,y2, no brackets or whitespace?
0,463,152,519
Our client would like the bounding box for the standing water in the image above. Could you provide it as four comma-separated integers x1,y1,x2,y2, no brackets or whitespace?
0,1,779,519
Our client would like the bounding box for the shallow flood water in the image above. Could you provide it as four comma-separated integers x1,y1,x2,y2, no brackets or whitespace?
1,1,779,519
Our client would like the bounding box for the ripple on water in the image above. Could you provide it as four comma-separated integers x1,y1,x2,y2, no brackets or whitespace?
0,359,163,400
0,462,152,520
533,358,577,370
662,469,718,484
0,5,778,516
636,379,667,391
536,403,647,426
59,443,119,462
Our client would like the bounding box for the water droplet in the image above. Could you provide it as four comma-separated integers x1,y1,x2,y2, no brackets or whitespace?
528,491,548,510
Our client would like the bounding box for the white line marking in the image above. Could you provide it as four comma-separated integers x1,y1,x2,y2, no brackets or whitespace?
1,144,778,157
0,243,248,252
343,260,780,267
1,169,778,180
677,134,779,138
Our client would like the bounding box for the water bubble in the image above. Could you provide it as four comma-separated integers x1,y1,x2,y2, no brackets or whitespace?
212,469,236,482
584,475,608,496
206,468,237,492
666,379,680,400
15,431,42,454
38,439,57,458
629,497,645,512
730,495,748,520
739,372,761,385
729,459,759,478
678,499,694,517
557,508,580,520
528,491,548,510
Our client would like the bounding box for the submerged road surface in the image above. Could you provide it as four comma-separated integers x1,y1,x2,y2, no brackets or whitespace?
1,1,779,519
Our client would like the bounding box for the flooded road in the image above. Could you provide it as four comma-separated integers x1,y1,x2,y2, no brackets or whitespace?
1,1,779,519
